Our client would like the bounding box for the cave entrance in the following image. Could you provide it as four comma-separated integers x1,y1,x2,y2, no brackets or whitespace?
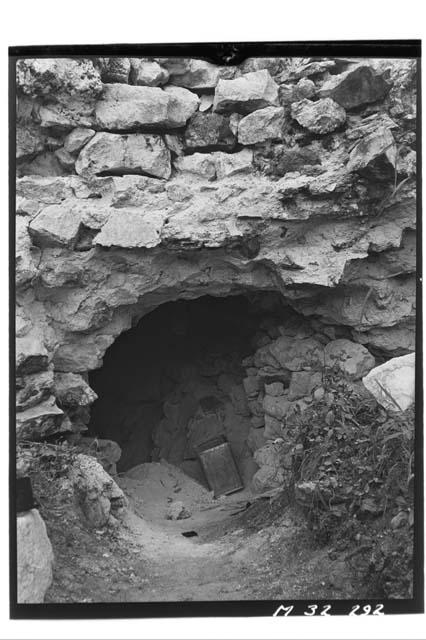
88,293,283,490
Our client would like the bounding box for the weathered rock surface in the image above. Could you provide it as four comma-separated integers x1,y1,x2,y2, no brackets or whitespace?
347,127,396,172
95,209,164,248
362,353,415,411
291,98,346,134
95,83,199,130
64,127,96,154
184,112,236,150
324,339,376,379
70,454,128,528
97,58,131,84
318,64,389,109
75,132,171,179
237,106,285,144
17,58,102,98
166,58,222,89
17,509,54,603
130,58,169,86
14,56,416,466
213,70,279,114
73,437,122,475
252,442,289,492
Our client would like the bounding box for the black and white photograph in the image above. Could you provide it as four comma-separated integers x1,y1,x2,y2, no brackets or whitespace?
10,42,422,619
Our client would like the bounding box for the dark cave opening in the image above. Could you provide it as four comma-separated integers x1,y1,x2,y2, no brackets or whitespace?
88,293,285,486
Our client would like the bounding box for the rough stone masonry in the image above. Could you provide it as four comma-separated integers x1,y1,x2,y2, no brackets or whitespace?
16,55,416,465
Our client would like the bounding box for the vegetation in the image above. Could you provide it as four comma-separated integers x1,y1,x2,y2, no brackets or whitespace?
289,367,415,599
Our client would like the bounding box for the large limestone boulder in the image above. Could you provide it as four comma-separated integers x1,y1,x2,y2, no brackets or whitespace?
95,83,198,130
291,98,346,134
17,509,54,603
213,70,279,114
362,353,415,412
324,339,375,379
237,106,285,144
75,132,171,179
318,64,389,109
70,454,128,528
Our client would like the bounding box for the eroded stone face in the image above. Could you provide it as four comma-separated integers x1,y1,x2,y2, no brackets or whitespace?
75,132,171,179
15,55,416,473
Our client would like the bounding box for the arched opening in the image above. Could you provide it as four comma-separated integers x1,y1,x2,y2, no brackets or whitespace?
88,292,288,490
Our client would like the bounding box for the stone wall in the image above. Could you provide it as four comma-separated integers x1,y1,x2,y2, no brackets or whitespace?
16,56,417,464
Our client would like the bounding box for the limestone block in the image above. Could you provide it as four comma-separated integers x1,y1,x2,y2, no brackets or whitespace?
76,132,171,179
17,122,46,160
252,464,285,493
64,127,96,154
263,414,283,440
16,176,75,204
16,216,39,287
74,437,122,475
325,339,375,380
54,372,98,408
264,381,285,396
263,394,291,420
168,59,221,89
252,441,288,492
17,509,54,603
70,454,128,528
291,98,346,134
16,369,54,411
213,70,279,114
17,58,102,99
29,204,83,248
347,127,396,172
95,209,164,249
162,86,200,127
97,58,131,83
174,152,217,179
288,371,323,401
238,106,285,144
184,112,236,151
16,334,49,375
362,353,415,412
318,64,389,109
214,149,253,179
269,336,324,371
95,83,198,130
16,396,68,441
130,58,169,86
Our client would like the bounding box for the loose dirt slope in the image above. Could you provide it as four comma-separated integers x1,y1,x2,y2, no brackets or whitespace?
45,460,361,603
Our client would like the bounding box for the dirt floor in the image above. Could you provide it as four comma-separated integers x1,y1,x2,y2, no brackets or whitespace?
45,460,362,603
